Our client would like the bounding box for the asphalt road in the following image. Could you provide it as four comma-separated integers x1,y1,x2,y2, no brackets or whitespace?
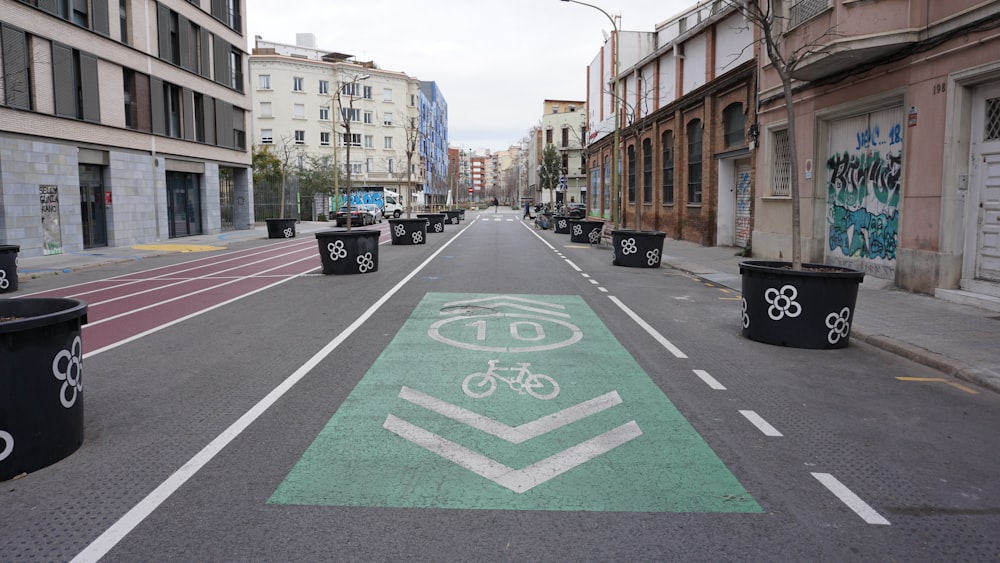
4,211,999,562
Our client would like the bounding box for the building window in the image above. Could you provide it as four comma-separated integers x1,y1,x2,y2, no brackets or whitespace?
642,138,653,204
258,74,271,89
723,103,745,148
319,80,329,94
546,129,553,144
364,86,373,99
364,111,373,124
388,158,395,174
627,144,636,203
261,129,273,143
383,88,392,102
562,127,570,148
342,82,360,97
53,43,100,121
771,128,791,197
119,0,129,45
293,103,305,119
228,49,243,92
364,135,374,148
384,136,393,149
383,112,393,126
320,131,330,146
294,130,305,144
193,92,205,142
687,120,703,204
342,133,361,147
342,107,360,122
319,106,328,120
293,77,303,92
661,130,674,205
163,82,182,137
790,0,829,28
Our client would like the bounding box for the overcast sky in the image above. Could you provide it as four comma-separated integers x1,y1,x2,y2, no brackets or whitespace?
245,0,694,152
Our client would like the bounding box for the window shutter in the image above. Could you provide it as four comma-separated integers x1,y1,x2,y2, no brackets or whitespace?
52,43,76,117
80,51,100,122
1,24,31,110
150,76,165,135
200,28,211,78
92,0,110,36
182,88,195,140
156,3,170,61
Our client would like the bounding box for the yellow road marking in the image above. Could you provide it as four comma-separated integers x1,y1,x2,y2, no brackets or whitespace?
132,244,222,253
896,377,979,394
563,245,590,249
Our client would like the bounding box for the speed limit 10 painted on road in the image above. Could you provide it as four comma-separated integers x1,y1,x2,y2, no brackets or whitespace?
269,293,761,513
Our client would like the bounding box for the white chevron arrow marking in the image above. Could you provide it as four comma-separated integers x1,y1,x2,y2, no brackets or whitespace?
383,415,642,493
398,386,623,444
439,295,571,318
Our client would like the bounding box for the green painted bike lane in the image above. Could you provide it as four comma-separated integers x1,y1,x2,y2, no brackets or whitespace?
269,293,761,513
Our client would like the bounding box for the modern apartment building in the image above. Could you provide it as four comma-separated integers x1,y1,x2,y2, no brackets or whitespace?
419,81,449,206
250,36,435,210
580,2,755,247
1,0,253,258
752,0,1000,303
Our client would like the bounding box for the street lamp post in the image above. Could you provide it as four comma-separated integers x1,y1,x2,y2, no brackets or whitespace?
560,0,621,229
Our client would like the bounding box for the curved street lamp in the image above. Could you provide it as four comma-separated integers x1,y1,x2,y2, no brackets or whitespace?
560,0,621,229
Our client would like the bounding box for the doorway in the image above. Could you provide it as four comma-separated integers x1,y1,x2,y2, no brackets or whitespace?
79,164,108,249
166,171,202,238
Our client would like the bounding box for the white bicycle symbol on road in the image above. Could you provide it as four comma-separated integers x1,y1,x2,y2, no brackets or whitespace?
462,360,560,400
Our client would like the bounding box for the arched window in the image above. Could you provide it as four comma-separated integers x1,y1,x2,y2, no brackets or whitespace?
642,138,653,203
661,130,674,205
627,144,636,203
687,120,703,204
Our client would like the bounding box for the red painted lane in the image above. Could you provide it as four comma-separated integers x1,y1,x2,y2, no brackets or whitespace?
82,254,319,352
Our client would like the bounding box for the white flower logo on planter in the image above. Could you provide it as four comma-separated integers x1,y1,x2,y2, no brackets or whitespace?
0,270,8,290
825,307,852,344
764,284,802,321
283,227,294,238
646,249,660,266
0,430,13,462
393,224,407,237
621,238,638,255
572,224,583,236
327,240,348,261
434,223,444,233
52,336,83,408
357,252,375,273
411,231,424,244
558,219,567,229
741,298,750,328
588,229,601,244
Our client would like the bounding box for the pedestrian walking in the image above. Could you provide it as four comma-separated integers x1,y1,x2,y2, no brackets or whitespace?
492,196,499,212
522,200,533,220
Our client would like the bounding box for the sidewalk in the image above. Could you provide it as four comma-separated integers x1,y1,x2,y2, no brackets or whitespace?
11,218,1000,394
657,238,1000,395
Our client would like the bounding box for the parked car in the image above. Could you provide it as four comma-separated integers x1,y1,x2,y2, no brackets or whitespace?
566,203,587,219
334,205,375,227
360,203,384,223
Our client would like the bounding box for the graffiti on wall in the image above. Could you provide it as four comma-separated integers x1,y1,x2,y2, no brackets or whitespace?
825,116,902,279
735,167,752,248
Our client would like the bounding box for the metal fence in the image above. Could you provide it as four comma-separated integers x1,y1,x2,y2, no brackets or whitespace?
253,172,300,222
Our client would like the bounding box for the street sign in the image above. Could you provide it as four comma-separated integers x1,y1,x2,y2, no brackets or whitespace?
270,293,761,513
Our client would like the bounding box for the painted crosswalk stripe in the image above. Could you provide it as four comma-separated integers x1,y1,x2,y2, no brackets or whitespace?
739,410,783,436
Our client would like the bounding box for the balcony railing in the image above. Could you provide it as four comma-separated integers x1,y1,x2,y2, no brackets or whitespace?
789,0,828,28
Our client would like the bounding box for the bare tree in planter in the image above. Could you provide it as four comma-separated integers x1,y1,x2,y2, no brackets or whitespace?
401,114,421,218
274,134,300,220
725,0,840,269
334,74,370,231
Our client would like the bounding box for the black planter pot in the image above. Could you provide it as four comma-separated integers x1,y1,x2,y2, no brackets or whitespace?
315,229,380,275
459,209,466,220
1,298,88,481
442,210,462,225
265,218,296,239
569,219,604,244
553,216,573,234
0,245,18,293
417,213,446,234
612,230,666,268
739,260,865,349
389,218,428,245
